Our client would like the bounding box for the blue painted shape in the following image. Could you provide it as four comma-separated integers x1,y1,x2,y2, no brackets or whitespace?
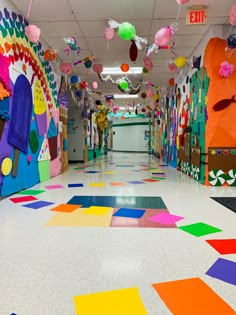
47,117,58,138
68,183,84,188
67,196,167,209
22,201,54,209
84,171,99,174
63,139,68,151
206,258,236,286
113,208,145,219
8,75,33,153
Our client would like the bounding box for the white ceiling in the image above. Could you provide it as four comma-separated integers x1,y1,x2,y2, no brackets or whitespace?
9,0,235,105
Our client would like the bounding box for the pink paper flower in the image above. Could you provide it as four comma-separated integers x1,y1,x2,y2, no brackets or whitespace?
219,61,234,78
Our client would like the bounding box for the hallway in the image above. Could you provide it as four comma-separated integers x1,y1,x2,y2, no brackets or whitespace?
0,152,235,314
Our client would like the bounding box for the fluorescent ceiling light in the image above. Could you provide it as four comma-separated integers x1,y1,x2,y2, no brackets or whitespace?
102,67,143,75
113,94,139,99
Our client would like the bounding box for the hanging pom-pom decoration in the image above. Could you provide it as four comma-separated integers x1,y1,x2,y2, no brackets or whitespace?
141,92,147,99
93,63,103,74
84,59,93,69
129,40,138,62
59,62,72,75
168,62,178,73
92,81,98,89
175,56,187,68
104,27,115,50
120,63,129,72
219,61,234,78
25,25,41,44
119,80,128,90
44,49,56,61
80,81,88,89
117,22,136,40
144,57,153,71
168,78,175,86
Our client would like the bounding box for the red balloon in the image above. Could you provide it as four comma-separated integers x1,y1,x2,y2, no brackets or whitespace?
129,40,138,62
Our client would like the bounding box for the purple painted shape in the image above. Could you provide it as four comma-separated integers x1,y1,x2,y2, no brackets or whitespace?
23,200,54,209
45,184,64,189
206,258,236,286
127,181,145,185
148,212,185,225
36,112,47,136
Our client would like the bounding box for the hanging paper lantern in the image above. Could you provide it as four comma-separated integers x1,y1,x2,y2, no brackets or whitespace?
168,78,175,86
59,62,72,75
119,80,128,90
120,63,129,72
44,49,56,61
104,27,115,40
129,40,138,62
174,56,187,68
93,63,103,74
176,0,189,4
143,67,149,74
144,58,153,71
85,60,93,68
80,81,88,89
118,22,136,40
25,25,41,44
92,81,98,89
168,62,178,73
141,92,147,99
70,75,78,84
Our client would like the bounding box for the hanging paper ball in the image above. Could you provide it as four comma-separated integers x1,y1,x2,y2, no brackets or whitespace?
144,58,153,71
80,81,88,89
129,40,138,62
92,81,98,89
152,94,159,101
93,63,103,74
155,26,171,46
120,63,129,72
44,49,56,61
85,60,93,68
175,56,187,68
70,75,78,84
104,27,115,40
76,90,82,97
141,92,147,99
143,67,149,74
176,0,189,4
168,78,175,86
119,80,128,90
25,25,41,44
59,62,72,75
118,22,136,40
230,4,236,25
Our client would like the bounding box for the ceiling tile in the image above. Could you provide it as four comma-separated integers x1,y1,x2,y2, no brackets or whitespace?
35,21,82,38
45,37,89,50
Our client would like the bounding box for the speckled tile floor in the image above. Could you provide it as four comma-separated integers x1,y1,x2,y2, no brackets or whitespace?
0,152,235,315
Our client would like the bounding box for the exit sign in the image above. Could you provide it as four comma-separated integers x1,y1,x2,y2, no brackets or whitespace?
186,8,207,25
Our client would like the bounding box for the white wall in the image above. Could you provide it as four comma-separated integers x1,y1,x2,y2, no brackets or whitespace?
112,119,149,152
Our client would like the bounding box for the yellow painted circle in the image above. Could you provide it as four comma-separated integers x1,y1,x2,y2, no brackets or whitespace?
1,157,12,176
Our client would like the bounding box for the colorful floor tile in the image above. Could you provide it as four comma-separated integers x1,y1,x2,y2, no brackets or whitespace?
211,197,236,213
113,208,146,219
85,171,100,174
9,196,38,203
17,189,45,195
110,182,127,186
68,183,84,188
152,277,235,315
73,287,148,315
45,208,113,227
104,171,117,175
178,222,222,237
50,204,81,213
23,201,54,209
127,181,146,185
142,179,159,182
45,185,64,189
82,206,113,216
148,212,184,225
89,182,106,187
206,239,236,255
206,258,236,286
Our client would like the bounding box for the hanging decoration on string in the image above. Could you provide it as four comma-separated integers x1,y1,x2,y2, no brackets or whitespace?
107,19,147,50
44,49,57,62
63,37,81,56
24,0,41,44
73,55,94,68
93,63,103,74
225,34,236,58
176,0,190,20
129,40,138,62
104,27,115,50
145,39,177,57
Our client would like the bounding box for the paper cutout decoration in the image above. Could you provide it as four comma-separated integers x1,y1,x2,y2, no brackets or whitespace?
89,182,105,187
45,184,64,189
148,212,184,225
47,117,58,138
152,277,235,315
109,182,126,186
73,287,148,315
206,239,236,255
0,53,11,98
47,117,58,161
17,189,45,195
29,130,39,153
113,208,145,219
10,196,38,203
50,204,81,213
206,258,236,286
82,206,112,216
38,160,50,182
23,200,54,209
1,157,12,176
178,222,222,237
7,75,33,176
37,138,51,161
36,113,47,136
34,80,47,115
68,183,84,188
210,197,236,213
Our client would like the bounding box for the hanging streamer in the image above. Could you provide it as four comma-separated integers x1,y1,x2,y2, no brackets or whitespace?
26,0,33,18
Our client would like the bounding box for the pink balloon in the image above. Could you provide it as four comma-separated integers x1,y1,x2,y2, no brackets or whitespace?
92,81,98,89
176,0,189,4
104,27,115,41
93,63,103,74
155,26,171,46
25,25,41,44
59,62,72,75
